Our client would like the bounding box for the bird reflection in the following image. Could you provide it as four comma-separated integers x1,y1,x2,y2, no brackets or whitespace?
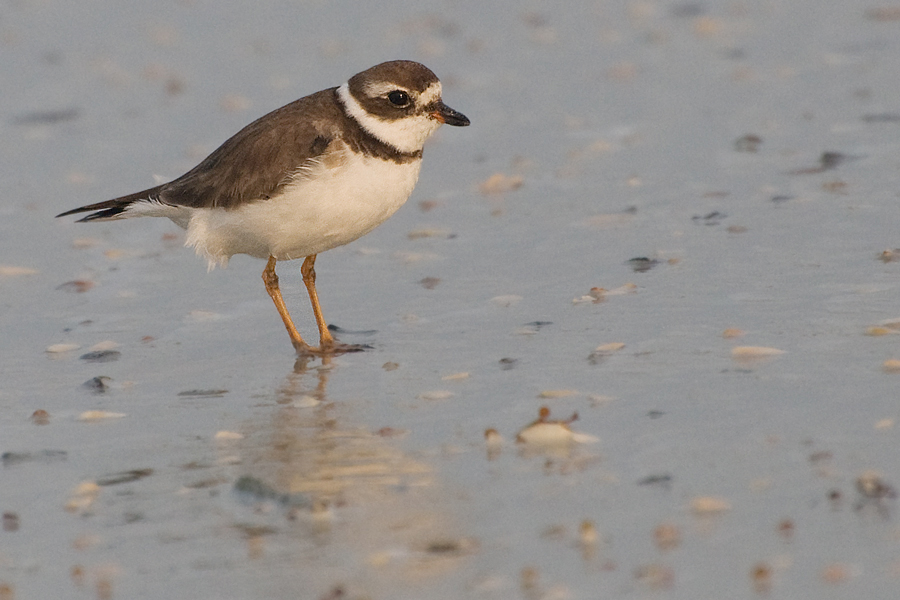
264,356,433,503
231,356,474,591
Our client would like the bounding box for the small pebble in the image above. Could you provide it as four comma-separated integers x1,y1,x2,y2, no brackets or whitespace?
186,310,223,322
867,7,900,21
856,470,896,499
827,489,843,507
499,357,518,370
882,359,900,373
692,211,727,226
417,390,454,401
79,350,121,363
574,283,639,304
520,566,540,592
220,93,251,112
2,512,20,532
777,519,794,540
734,134,762,152
634,564,675,590
1,450,67,466
606,283,637,296
731,346,784,359
96,572,114,600
72,237,100,249
694,15,722,36
750,478,772,492
77,410,126,421
594,342,626,353
653,523,680,550
690,496,731,514
588,343,625,364
484,428,504,459
407,227,452,239
588,394,614,406
30,409,50,425
490,294,522,307
579,520,598,545
88,340,119,352
177,389,228,397
751,562,772,594
56,280,94,293
0,265,38,276
879,248,900,262
583,212,634,229
573,287,606,304
821,563,851,584
65,481,101,513
538,389,578,399
822,180,847,194
96,469,153,486
46,343,80,353
479,173,523,195
376,427,407,438
422,537,478,556
540,524,567,541
392,250,438,264
627,257,659,272
72,534,101,550
866,326,896,336
876,319,900,330
441,372,469,381
82,376,111,394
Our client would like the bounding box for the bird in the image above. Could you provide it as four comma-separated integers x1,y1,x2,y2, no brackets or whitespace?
57,60,470,356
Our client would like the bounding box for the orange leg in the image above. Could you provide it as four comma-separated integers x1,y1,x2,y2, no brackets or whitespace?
300,255,335,349
262,256,313,353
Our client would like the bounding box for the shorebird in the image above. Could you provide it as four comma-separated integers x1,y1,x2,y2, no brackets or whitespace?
57,60,469,355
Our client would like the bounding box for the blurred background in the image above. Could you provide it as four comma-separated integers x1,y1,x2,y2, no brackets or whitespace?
3,1,900,598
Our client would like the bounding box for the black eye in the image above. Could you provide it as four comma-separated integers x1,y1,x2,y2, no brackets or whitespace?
387,90,411,107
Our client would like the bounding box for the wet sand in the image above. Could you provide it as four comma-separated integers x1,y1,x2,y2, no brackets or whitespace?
3,1,900,598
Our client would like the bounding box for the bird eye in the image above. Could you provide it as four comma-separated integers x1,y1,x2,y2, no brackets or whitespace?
387,90,411,107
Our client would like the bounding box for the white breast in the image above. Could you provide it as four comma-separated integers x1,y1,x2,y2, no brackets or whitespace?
184,149,422,268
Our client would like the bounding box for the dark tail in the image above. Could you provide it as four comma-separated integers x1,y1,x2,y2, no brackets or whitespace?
56,185,166,222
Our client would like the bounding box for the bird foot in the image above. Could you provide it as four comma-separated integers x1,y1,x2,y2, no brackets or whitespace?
293,340,371,357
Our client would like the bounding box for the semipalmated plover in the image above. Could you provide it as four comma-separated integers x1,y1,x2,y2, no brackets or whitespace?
57,60,469,355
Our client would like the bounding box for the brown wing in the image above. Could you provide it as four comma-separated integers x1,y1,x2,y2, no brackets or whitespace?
159,88,344,209
57,88,345,220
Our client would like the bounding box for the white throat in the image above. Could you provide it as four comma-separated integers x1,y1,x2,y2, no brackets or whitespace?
337,83,442,154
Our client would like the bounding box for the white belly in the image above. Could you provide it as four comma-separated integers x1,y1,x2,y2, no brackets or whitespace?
183,152,422,268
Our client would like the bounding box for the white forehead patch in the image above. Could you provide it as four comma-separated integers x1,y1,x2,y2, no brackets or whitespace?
337,83,443,154
418,82,443,106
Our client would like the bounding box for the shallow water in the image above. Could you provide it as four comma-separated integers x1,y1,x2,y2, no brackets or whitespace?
3,1,900,598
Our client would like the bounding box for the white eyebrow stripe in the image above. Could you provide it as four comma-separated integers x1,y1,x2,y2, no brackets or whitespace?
363,81,404,97
361,81,443,106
